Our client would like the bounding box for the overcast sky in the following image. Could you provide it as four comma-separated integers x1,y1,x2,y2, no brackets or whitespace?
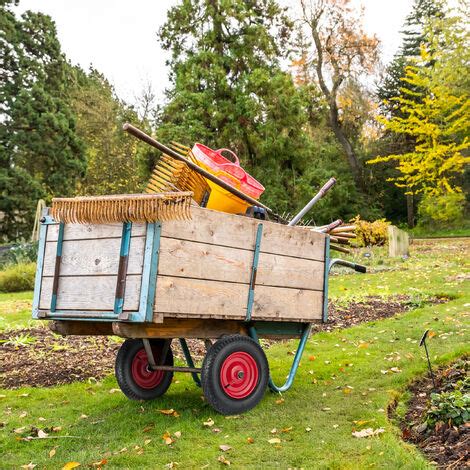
16,0,413,105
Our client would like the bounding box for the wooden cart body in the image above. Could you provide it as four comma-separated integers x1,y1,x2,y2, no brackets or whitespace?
33,206,330,338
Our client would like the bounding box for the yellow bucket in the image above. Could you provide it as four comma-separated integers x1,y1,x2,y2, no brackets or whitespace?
198,161,252,214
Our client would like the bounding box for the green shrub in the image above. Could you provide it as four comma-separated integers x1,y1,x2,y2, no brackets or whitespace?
418,192,466,227
351,215,391,247
0,262,36,292
427,381,470,427
0,242,38,269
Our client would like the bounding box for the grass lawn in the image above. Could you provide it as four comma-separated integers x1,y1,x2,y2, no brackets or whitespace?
0,239,468,469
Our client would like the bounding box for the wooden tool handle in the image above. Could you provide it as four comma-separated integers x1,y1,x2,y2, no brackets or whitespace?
123,123,285,222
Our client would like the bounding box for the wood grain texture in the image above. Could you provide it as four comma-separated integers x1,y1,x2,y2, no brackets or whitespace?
47,222,146,241
162,206,326,261
158,237,324,290
43,237,145,277
152,276,323,322
39,275,141,311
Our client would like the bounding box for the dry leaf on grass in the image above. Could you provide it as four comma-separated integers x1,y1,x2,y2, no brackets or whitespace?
162,431,174,445
49,448,56,458
268,438,281,444
21,464,36,470
62,463,80,470
352,428,385,438
37,429,48,438
219,444,232,452
247,437,254,444
158,409,180,418
217,455,231,466
203,418,215,427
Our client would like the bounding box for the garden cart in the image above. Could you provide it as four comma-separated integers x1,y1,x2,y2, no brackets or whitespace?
32,204,365,415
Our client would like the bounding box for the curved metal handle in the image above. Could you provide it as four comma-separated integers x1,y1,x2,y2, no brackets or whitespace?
329,258,366,273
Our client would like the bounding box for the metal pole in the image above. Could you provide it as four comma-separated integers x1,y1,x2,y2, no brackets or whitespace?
288,178,336,226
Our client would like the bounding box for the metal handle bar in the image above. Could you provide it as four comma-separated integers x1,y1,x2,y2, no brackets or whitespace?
328,258,366,273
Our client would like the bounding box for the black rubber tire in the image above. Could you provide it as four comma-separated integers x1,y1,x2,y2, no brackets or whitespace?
201,335,269,415
115,339,174,400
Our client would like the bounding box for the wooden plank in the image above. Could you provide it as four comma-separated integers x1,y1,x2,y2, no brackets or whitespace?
113,319,247,339
49,320,114,336
43,237,145,277
154,276,248,319
158,238,324,290
153,276,323,322
253,286,323,321
47,222,146,241
162,206,326,261
39,275,141,311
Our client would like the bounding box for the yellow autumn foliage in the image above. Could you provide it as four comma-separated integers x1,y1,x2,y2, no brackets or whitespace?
352,215,390,247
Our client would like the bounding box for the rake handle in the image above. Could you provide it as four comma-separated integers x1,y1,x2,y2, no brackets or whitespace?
123,123,281,219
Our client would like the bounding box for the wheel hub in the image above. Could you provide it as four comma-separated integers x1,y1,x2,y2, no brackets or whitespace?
220,351,259,399
131,348,164,389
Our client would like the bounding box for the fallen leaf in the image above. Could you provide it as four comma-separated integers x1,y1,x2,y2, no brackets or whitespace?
79,414,88,419
281,427,292,433
174,431,181,439
352,428,385,438
212,428,221,433
21,463,36,469
219,444,232,452
308,355,316,361
0,394,6,399
19,411,27,418
62,463,80,470
268,438,281,444
275,398,284,405
143,425,154,433
91,459,107,467
108,389,121,394
52,426,62,433
165,463,178,469
270,428,277,434
49,448,56,458
162,431,174,445
14,426,26,434
144,439,152,445
38,417,46,422
37,429,48,439
247,437,254,444
203,418,215,427
428,331,436,338
322,407,331,411
158,409,180,418
217,455,231,466
343,388,352,395
358,343,369,349
305,427,312,432
19,393,29,397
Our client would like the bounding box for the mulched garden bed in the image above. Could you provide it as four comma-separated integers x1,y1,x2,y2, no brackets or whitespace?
0,295,446,389
395,358,469,470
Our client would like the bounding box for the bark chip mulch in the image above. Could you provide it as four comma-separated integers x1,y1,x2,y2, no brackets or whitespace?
0,295,446,389
393,358,469,470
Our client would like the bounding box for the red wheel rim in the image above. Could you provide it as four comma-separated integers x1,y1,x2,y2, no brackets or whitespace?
131,348,164,389
220,351,259,399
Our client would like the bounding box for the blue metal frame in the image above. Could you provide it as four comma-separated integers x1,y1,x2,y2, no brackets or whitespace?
50,222,65,312
322,235,331,322
179,338,201,386
114,222,132,315
246,223,263,321
248,323,311,393
32,218,161,323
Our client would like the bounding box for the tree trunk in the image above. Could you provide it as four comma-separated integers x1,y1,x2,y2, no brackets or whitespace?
328,102,363,190
406,193,414,228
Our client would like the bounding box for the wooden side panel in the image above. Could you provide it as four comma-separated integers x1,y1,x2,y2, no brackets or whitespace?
162,206,326,261
39,275,141,311
153,276,323,321
42,237,145,277
157,238,324,290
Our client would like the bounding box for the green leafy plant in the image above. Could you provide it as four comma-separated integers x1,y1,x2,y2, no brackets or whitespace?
0,262,36,292
427,389,470,427
0,242,38,269
3,333,37,347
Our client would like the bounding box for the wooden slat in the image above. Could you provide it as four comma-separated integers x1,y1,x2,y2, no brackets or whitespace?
39,275,141,311
47,222,146,241
153,276,323,322
113,319,247,339
158,238,324,290
42,237,145,277
162,206,326,261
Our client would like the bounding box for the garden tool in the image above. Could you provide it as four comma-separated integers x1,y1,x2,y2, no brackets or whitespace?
146,143,211,207
51,192,193,224
123,123,288,224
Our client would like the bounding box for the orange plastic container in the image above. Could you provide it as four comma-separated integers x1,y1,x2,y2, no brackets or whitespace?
192,144,264,214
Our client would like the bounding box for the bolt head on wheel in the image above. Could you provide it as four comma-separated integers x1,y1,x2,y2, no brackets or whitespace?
201,335,269,415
